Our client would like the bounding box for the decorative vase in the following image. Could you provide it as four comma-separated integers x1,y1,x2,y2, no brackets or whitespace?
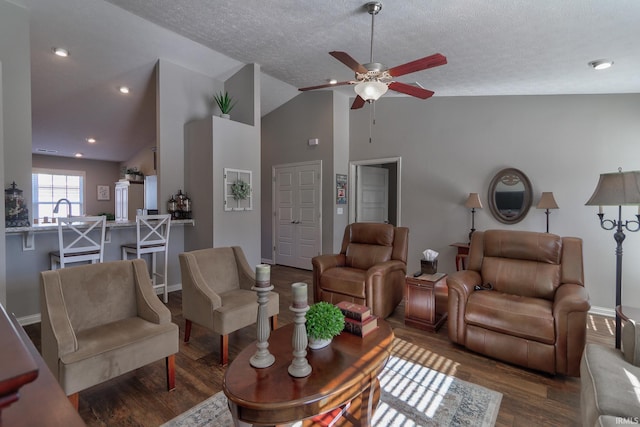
220,113,230,119
308,336,331,350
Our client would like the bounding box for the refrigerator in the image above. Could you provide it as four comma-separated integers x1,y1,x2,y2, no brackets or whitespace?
126,175,158,220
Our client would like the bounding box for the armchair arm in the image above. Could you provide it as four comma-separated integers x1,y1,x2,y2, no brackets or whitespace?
132,259,171,324
553,283,590,376
179,253,222,329
446,270,482,344
312,254,346,302
40,271,78,359
233,246,257,291
364,260,406,318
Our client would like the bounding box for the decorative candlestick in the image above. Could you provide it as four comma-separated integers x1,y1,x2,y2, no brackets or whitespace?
288,282,312,378
250,265,275,368
255,264,271,287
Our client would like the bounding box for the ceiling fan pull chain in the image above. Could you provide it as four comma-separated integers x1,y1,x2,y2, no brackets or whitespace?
369,103,373,143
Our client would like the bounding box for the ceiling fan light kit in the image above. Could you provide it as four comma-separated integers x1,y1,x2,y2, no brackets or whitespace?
298,1,446,109
355,80,388,101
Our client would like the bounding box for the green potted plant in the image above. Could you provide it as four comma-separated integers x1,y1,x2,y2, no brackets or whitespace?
213,91,236,119
305,302,345,349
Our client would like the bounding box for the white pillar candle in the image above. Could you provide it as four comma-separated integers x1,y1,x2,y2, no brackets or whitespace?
599,205,603,215
256,264,271,283
291,282,308,308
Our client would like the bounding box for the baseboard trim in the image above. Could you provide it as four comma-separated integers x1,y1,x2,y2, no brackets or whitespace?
589,305,614,318
261,258,274,265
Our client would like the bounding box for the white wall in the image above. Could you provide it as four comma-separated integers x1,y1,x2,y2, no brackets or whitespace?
349,94,640,314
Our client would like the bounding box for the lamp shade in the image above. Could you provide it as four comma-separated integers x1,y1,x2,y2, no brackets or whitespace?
536,192,559,210
585,170,640,206
354,81,388,101
464,193,483,209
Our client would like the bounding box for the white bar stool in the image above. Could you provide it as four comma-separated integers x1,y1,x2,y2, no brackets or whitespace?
50,216,107,270
121,214,171,303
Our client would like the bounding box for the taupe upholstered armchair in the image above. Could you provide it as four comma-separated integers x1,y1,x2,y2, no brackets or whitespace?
312,223,409,319
179,247,279,366
40,259,179,409
448,229,589,376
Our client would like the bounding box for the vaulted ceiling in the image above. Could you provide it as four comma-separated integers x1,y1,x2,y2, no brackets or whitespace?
20,0,640,161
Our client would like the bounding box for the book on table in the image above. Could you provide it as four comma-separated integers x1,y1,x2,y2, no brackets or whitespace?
343,315,378,337
336,301,371,322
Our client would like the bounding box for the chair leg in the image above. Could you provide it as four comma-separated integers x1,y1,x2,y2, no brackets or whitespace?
68,392,79,410
166,355,176,391
271,314,278,330
220,334,229,366
184,319,192,343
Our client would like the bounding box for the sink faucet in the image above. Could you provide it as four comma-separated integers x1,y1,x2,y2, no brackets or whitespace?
53,198,72,216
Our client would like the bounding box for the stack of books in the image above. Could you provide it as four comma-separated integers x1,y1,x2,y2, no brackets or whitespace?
336,301,378,337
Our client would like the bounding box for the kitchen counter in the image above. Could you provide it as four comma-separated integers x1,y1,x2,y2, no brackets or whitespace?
5,218,194,251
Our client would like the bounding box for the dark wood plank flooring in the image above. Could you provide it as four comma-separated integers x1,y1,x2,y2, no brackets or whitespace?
24,265,613,426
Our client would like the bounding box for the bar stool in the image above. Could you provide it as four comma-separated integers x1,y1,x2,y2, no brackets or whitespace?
50,216,106,270
121,214,171,303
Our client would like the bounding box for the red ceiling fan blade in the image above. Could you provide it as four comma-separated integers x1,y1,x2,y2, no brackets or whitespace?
388,82,435,99
330,51,368,74
351,96,366,109
299,81,353,91
387,53,447,77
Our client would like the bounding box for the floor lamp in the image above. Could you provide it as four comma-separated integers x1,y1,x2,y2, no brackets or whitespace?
536,192,559,233
585,168,640,349
465,193,483,243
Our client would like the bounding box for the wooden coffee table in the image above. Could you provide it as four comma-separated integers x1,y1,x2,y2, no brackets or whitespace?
223,319,394,426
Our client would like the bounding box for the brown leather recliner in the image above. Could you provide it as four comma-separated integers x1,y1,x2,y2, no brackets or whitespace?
447,229,590,376
312,223,408,319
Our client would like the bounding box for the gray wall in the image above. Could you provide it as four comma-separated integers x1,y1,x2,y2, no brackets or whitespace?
0,63,4,306
332,93,350,252
32,154,121,216
1,2,30,307
156,59,221,214
349,94,640,314
261,91,338,262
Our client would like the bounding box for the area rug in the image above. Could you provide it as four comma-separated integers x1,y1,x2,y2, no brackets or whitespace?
163,341,502,427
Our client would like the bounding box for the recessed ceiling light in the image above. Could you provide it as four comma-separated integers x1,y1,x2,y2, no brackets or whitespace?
86,137,96,143
119,86,130,94
74,152,83,158
328,79,338,85
588,59,614,70
52,47,69,58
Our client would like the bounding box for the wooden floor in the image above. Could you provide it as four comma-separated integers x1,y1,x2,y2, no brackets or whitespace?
24,265,614,426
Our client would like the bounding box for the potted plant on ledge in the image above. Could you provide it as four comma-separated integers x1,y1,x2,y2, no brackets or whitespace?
213,91,236,119
305,302,345,350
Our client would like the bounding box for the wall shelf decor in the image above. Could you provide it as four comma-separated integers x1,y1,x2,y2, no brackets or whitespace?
224,168,253,211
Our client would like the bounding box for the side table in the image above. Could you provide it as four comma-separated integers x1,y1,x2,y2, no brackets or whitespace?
450,242,470,271
405,273,448,332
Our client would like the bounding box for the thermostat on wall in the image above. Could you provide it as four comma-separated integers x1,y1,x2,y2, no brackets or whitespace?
308,138,319,146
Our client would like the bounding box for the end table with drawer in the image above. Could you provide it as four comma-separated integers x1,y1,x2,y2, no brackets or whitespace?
405,273,448,332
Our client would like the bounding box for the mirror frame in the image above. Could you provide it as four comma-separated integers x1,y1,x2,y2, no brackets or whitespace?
487,167,533,224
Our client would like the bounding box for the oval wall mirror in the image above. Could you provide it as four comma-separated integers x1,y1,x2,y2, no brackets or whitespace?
487,168,533,224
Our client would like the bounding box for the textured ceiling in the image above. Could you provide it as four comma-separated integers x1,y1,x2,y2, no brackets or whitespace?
18,0,640,161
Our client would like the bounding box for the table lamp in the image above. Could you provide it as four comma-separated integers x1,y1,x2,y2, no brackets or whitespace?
585,168,640,349
465,193,483,242
536,192,559,233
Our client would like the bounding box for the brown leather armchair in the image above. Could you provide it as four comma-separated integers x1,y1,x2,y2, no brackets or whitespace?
447,229,589,376
312,223,408,319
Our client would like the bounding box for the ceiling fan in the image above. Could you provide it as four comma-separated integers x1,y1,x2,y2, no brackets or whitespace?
299,1,447,110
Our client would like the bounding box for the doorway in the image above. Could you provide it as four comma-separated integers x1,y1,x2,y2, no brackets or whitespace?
272,161,322,270
349,157,401,225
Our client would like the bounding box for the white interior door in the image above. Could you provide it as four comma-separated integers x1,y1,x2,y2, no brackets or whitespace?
356,165,389,223
274,162,321,270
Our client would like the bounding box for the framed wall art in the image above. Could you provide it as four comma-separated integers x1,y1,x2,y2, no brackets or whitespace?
224,168,253,211
336,174,347,204
97,185,110,201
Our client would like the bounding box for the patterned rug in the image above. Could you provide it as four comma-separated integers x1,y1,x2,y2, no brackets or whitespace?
162,339,502,427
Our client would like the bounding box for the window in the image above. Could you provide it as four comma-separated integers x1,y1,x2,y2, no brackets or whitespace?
32,168,85,219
